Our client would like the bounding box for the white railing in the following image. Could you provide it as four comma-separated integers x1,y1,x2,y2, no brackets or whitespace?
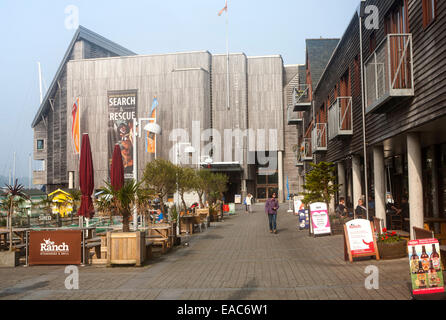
287,106,303,124
300,138,313,161
292,84,311,107
364,34,414,113
312,123,328,153
328,97,353,140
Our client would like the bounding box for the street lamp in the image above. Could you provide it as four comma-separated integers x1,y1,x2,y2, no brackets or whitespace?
132,117,161,230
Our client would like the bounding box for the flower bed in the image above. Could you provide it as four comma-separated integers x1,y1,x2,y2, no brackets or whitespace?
377,228,407,260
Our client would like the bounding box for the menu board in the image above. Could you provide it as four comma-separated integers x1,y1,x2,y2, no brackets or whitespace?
345,219,376,255
408,238,444,296
234,195,242,204
309,202,331,236
343,219,380,262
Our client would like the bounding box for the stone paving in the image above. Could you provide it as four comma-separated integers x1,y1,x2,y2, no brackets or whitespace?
0,204,417,300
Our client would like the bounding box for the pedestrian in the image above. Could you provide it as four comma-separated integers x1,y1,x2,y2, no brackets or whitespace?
355,198,367,219
265,192,279,234
335,197,349,218
245,193,253,213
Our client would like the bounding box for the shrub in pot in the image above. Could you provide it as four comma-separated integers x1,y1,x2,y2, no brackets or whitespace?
377,228,407,260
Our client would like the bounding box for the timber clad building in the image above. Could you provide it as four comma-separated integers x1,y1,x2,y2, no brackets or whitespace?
32,26,302,202
295,0,446,238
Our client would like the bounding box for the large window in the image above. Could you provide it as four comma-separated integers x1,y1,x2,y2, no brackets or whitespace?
422,0,437,28
385,0,409,34
37,139,44,150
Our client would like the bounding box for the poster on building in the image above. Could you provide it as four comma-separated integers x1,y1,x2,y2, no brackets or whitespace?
28,230,82,265
408,238,444,296
345,219,376,255
108,90,137,179
309,202,331,236
294,196,303,215
235,195,242,204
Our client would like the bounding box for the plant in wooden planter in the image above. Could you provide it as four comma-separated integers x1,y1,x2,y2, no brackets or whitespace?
0,180,29,266
377,228,408,260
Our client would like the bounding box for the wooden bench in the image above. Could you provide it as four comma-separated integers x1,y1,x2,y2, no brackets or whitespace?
413,227,434,240
147,235,169,254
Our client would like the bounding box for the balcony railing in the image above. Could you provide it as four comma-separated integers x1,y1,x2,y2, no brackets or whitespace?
364,33,414,114
328,97,353,140
312,123,328,153
287,106,303,125
295,150,304,167
300,138,313,161
292,84,312,111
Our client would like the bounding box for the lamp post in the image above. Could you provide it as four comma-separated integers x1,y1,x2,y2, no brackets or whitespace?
132,117,161,231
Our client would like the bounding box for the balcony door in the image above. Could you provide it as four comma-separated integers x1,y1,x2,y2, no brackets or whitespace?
385,0,411,90
339,69,352,131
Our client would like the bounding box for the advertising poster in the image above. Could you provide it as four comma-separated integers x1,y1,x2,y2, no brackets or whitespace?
235,195,242,204
28,230,82,265
309,202,331,236
107,90,138,179
408,238,444,295
294,197,303,215
345,219,376,255
299,209,309,230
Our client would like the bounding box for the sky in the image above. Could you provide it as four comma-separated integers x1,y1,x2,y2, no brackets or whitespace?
0,0,359,181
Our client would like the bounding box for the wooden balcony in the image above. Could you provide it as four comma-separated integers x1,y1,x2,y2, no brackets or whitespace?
292,84,312,112
33,170,47,185
328,97,353,140
364,34,414,114
312,123,327,153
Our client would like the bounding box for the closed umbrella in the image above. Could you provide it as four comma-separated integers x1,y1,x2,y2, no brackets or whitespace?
78,134,95,221
110,144,124,191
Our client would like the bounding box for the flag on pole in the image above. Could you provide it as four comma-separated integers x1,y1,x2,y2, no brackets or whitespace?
286,176,290,201
71,98,80,154
146,97,159,153
218,0,228,16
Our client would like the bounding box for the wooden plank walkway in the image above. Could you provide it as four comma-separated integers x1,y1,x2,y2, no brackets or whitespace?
0,204,417,300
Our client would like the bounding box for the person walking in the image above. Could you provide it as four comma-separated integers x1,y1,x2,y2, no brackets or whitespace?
265,192,279,234
245,193,253,213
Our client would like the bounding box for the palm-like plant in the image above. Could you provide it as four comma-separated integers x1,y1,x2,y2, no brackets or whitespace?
3,180,29,251
99,180,139,232
68,189,82,224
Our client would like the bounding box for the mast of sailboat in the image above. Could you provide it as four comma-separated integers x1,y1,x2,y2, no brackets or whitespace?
29,154,32,189
12,152,16,184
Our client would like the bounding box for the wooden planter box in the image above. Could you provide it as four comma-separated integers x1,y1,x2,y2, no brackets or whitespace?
377,240,408,260
0,250,19,267
106,231,146,267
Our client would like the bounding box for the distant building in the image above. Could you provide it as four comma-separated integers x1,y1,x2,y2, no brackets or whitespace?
32,26,308,203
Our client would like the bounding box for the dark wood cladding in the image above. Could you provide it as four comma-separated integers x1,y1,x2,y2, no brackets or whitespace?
363,0,446,147
313,14,362,163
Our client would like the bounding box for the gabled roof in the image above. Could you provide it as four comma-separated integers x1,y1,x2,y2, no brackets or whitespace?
305,38,340,89
31,26,136,128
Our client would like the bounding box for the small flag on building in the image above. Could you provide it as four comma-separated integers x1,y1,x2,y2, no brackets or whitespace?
218,0,228,16
71,98,80,154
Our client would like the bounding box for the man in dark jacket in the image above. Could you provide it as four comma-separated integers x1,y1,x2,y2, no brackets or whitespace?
265,192,280,234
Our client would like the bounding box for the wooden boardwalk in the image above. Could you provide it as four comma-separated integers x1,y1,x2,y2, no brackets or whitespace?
0,204,415,300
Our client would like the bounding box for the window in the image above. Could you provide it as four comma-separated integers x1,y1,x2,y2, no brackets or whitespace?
423,0,437,28
37,139,44,150
369,32,376,53
354,55,361,96
385,0,409,34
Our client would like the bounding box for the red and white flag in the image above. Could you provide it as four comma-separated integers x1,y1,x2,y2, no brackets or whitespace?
218,0,227,16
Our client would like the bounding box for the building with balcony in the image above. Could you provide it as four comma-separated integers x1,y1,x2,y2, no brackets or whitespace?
298,0,446,240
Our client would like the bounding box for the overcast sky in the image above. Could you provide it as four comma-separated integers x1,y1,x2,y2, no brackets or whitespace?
0,0,359,180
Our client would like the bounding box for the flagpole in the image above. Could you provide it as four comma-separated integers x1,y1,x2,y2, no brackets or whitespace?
225,0,230,111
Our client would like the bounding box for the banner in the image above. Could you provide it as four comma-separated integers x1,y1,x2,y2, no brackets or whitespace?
408,238,444,295
309,202,331,236
108,90,137,179
146,97,158,154
345,219,375,255
71,98,80,154
28,230,82,265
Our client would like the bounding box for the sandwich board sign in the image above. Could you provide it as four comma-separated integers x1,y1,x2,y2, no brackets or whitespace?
408,238,444,296
309,202,331,237
344,219,380,262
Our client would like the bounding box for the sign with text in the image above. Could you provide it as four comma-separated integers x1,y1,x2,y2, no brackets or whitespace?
344,220,380,262
408,238,444,296
107,90,138,179
28,230,82,265
235,195,242,204
309,202,331,236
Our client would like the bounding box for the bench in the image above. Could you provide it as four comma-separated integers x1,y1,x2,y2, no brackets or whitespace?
146,236,169,254
413,227,434,240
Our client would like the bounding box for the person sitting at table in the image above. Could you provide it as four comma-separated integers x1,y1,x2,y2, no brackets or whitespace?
355,198,367,219
152,209,164,224
336,197,349,218
385,193,401,228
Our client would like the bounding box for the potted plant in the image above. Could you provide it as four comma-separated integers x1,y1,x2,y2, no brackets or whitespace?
0,180,29,267
377,228,408,260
